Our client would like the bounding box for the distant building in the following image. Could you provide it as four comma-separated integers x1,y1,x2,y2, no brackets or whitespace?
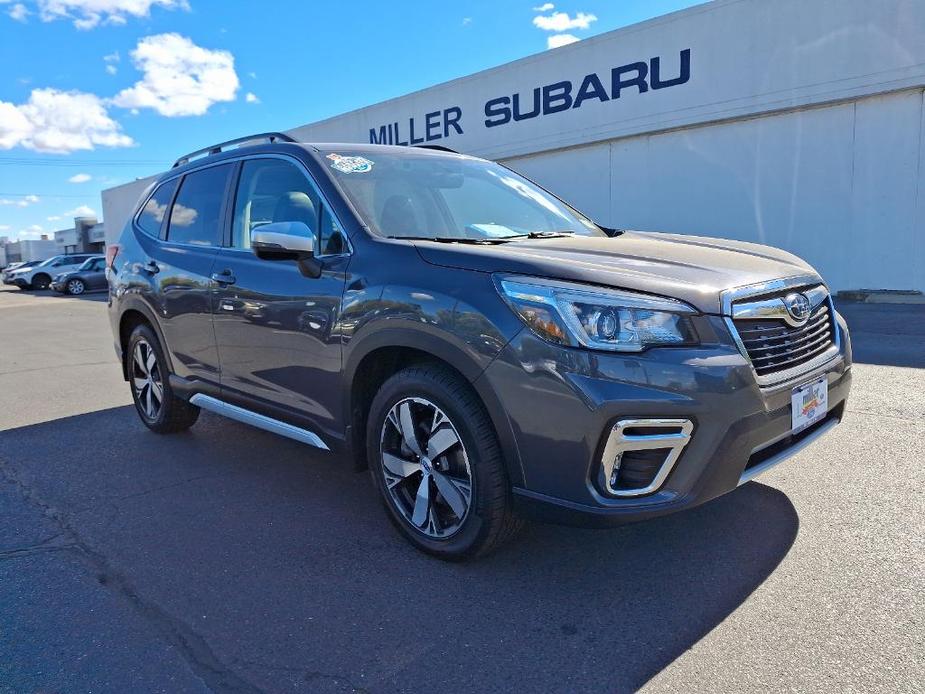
54,216,106,255
3,236,58,264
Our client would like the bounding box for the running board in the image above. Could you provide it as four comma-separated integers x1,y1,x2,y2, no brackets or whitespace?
189,394,330,451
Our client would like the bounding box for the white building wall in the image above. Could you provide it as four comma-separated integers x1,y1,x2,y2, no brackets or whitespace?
505,89,925,292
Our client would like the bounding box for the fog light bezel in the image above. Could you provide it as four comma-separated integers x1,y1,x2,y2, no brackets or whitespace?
598,418,693,497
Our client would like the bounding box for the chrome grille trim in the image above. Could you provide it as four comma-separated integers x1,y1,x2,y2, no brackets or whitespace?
721,274,841,387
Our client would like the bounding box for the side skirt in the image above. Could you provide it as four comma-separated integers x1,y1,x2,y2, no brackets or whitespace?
189,394,330,451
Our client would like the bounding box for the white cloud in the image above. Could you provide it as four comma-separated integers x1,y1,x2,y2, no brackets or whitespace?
61,204,96,218
248,71,256,79
8,2,29,21
461,16,471,26
22,0,189,30
103,51,119,74
0,224,11,231
112,33,240,117
245,91,259,104
68,172,91,183
0,194,40,207
533,10,596,32
47,215,61,221
532,3,554,11
547,33,580,49
19,224,45,238
0,88,134,153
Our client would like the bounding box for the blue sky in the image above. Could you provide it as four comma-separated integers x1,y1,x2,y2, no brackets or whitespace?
0,0,703,240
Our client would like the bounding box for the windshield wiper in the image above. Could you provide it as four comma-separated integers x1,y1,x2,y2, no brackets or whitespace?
502,230,577,239
385,235,513,244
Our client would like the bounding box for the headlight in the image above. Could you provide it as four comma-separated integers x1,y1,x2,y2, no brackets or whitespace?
495,275,698,352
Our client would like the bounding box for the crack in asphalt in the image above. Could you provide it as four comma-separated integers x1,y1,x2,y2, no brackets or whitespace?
0,461,264,694
233,658,370,693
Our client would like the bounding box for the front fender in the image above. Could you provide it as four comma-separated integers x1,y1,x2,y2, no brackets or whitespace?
342,279,527,486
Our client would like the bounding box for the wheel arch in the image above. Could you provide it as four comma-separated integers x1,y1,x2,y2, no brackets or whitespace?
117,299,173,380
344,328,524,487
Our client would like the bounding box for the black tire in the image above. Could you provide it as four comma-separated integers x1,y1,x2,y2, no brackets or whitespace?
66,278,85,295
127,323,199,434
366,364,523,560
31,273,51,290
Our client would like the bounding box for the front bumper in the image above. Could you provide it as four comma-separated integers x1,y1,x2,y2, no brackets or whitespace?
480,312,852,528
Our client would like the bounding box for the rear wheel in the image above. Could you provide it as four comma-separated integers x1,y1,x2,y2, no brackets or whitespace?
66,278,85,295
127,324,199,433
367,364,522,560
31,273,50,290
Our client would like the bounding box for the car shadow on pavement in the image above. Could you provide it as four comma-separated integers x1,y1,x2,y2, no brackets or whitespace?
1,405,799,692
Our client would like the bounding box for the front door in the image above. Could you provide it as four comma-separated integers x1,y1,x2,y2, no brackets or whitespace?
212,157,350,441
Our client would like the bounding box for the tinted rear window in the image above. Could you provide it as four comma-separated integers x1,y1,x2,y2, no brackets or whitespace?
138,179,178,237
167,164,233,247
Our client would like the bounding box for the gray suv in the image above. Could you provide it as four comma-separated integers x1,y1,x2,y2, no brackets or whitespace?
107,133,852,559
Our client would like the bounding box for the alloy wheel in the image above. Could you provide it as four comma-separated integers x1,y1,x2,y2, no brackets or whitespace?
131,339,164,420
379,397,473,538
67,279,85,295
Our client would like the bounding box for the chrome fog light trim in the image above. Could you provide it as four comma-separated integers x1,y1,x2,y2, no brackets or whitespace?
599,418,693,497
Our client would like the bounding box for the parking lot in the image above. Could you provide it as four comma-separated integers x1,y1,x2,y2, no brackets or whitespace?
0,283,922,693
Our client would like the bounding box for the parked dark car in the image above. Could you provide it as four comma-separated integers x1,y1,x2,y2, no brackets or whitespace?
52,255,107,295
107,133,852,559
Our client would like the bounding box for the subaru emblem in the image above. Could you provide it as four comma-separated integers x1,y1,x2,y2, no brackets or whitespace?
784,292,811,324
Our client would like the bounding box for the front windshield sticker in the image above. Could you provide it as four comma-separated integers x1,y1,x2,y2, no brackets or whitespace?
327,153,374,174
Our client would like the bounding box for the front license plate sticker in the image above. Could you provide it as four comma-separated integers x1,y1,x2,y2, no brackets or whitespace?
791,378,828,434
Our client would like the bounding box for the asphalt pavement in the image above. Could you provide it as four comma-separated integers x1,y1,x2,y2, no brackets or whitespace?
0,284,922,693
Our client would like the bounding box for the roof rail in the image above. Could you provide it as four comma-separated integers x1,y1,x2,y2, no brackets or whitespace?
172,132,296,168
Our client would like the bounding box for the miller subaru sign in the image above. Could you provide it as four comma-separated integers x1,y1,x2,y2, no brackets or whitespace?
368,50,691,147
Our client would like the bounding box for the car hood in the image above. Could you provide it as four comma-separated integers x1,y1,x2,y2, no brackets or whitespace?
413,230,821,315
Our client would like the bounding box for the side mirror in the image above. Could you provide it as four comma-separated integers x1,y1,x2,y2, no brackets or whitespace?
251,222,322,279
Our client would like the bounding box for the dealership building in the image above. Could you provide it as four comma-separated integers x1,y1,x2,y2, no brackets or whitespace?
102,0,925,293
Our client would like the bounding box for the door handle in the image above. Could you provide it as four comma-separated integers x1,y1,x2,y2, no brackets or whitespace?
211,270,236,285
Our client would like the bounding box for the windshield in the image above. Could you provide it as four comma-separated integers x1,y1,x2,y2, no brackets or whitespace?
319,148,605,241
37,257,58,267
78,258,100,271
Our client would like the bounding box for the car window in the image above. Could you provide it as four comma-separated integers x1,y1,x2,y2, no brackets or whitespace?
166,164,233,247
90,258,105,271
230,159,319,249
319,205,346,255
138,179,178,237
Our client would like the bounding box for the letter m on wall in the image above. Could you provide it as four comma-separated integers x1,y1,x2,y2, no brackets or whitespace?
369,125,388,144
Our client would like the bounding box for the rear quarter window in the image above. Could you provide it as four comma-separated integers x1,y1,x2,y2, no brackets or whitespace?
137,179,179,237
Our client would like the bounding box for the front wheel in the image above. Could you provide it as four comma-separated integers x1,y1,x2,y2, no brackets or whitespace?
127,324,200,434
66,278,85,295
31,274,50,290
366,364,522,560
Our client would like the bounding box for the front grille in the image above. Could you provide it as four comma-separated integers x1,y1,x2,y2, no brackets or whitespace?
733,299,835,377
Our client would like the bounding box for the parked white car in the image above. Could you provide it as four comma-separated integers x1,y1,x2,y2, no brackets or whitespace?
5,254,98,290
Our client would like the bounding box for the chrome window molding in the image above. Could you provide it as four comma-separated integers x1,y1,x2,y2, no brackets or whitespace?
721,274,842,387
599,418,693,497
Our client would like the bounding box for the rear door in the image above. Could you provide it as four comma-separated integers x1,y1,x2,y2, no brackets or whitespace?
145,163,234,386
212,156,351,439
83,257,108,289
